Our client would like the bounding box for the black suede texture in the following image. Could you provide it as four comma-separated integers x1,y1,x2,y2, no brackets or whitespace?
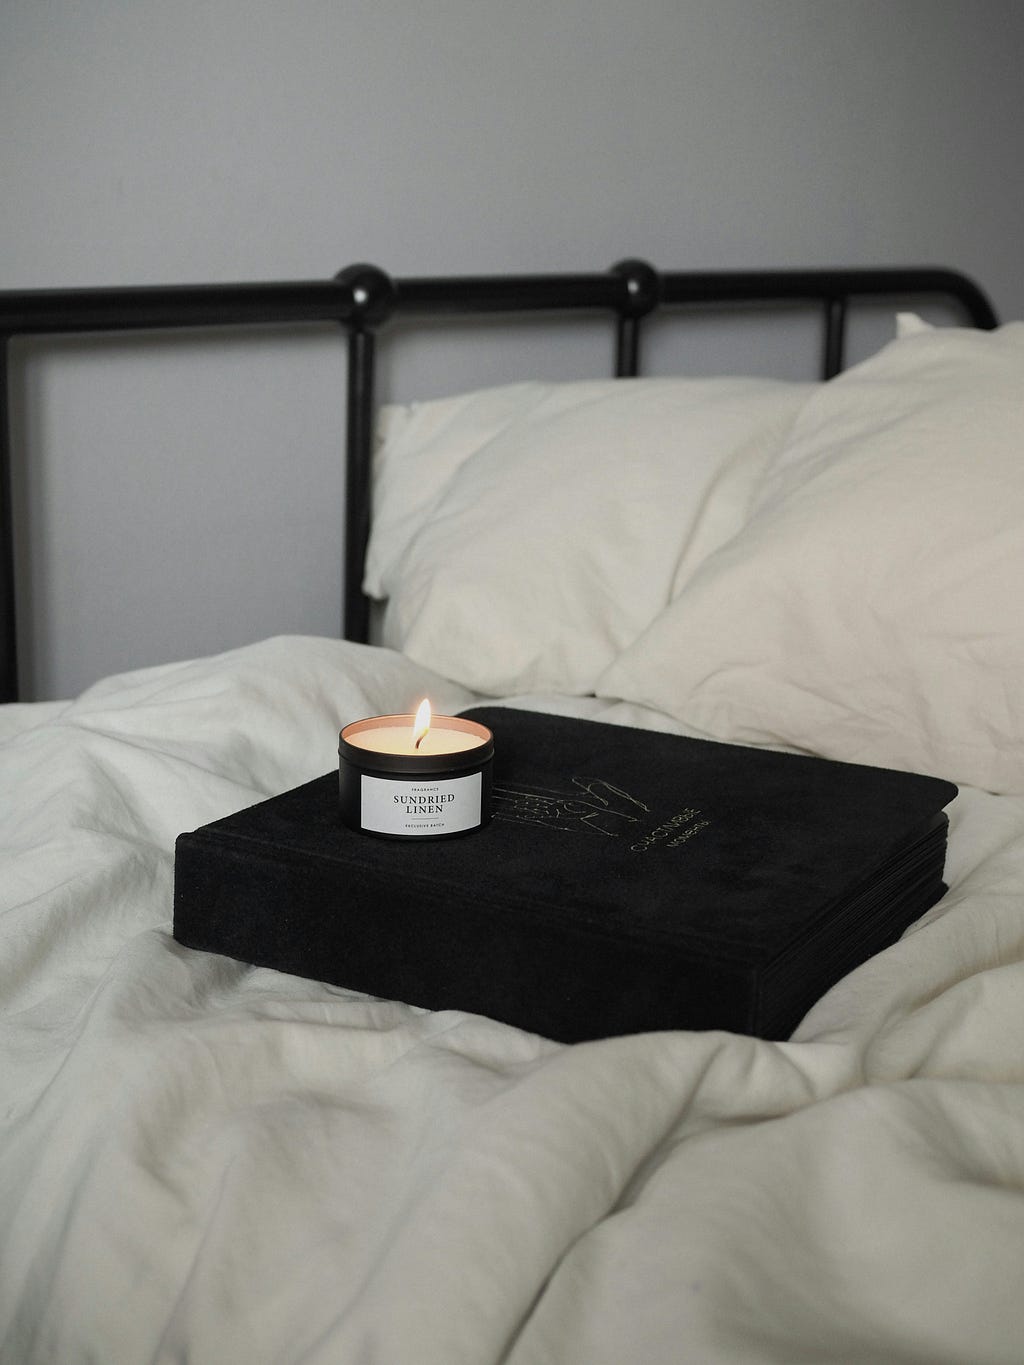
173,709,957,1041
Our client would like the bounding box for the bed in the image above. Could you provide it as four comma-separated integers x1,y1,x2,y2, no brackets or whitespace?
2,261,1023,1364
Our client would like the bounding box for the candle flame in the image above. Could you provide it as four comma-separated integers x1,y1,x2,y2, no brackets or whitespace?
413,698,431,750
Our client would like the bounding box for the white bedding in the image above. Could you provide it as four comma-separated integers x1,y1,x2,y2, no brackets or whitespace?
3,635,1024,1364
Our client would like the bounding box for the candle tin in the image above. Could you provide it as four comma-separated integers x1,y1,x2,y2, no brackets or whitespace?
339,714,494,839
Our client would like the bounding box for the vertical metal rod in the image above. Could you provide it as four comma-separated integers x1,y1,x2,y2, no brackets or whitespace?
823,297,847,379
343,326,376,643
615,316,641,377
0,336,18,702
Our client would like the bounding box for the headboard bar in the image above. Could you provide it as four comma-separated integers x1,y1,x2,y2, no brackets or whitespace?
344,325,377,645
824,296,849,379
0,339,14,705
0,278,377,336
0,261,999,700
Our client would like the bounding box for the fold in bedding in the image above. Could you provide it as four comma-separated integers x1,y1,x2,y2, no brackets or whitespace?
2,637,1024,1364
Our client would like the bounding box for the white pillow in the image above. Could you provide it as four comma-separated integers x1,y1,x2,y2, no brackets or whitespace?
366,377,811,695
597,321,1024,794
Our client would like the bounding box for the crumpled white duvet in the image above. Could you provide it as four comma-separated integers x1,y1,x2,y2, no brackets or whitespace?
2,636,1023,1365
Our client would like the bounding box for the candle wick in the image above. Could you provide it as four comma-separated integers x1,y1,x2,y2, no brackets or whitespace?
415,734,425,750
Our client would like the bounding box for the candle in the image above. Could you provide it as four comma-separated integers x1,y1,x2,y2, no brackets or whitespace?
339,700,494,839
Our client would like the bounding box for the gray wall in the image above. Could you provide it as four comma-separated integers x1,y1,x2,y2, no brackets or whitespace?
3,0,1023,699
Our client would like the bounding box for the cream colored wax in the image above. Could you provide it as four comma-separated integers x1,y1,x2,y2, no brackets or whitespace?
344,724,484,756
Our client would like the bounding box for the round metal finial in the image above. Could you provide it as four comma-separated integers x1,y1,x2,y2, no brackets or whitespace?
333,263,395,326
609,259,661,317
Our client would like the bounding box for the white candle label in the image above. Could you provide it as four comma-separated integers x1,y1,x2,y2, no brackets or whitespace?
360,773,483,836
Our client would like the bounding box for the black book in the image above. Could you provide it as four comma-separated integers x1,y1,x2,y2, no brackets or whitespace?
173,708,956,1041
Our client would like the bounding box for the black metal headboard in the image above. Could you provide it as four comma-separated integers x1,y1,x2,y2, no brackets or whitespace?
0,262,998,702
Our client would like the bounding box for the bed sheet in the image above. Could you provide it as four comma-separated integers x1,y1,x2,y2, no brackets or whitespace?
2,636,1023,1364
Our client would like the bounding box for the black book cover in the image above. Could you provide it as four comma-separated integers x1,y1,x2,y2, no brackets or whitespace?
173,708,957,1041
